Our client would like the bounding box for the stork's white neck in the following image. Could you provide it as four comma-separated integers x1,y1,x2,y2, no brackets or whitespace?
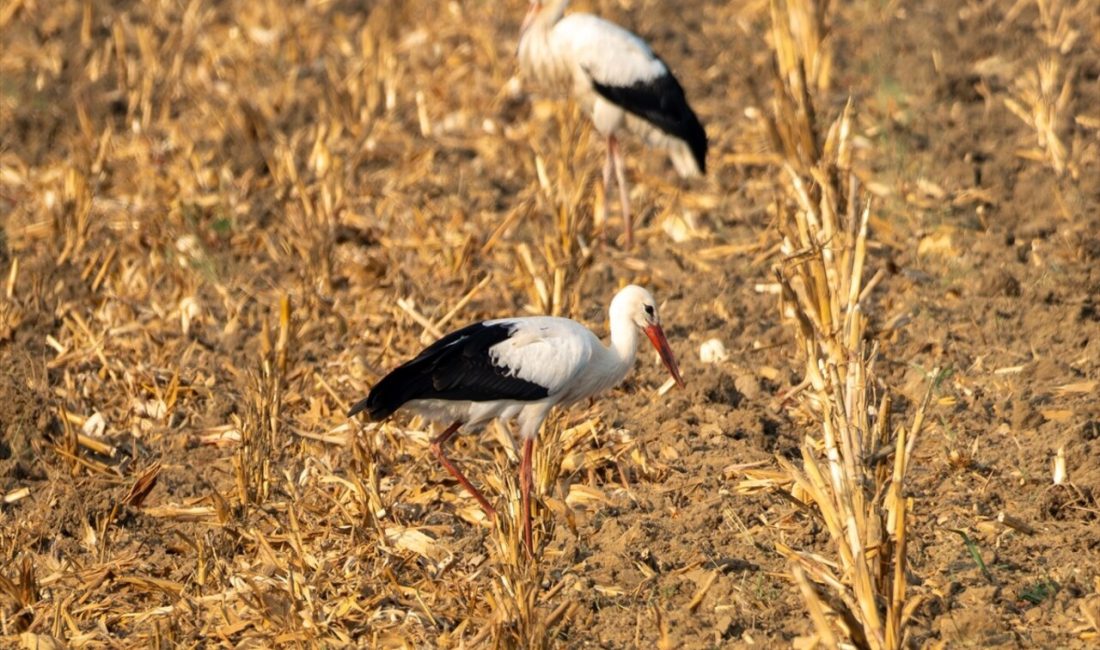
536,0,570,27
518,0,570,81
609,310,640,366
596,293,641,392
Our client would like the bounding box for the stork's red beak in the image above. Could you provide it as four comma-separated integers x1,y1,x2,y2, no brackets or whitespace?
644,324,684,389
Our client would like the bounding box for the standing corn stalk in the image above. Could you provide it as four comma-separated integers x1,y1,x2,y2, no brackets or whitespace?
743,2,936,647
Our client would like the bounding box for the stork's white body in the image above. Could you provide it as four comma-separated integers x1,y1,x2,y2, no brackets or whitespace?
403,314,639,440
349,285,683,553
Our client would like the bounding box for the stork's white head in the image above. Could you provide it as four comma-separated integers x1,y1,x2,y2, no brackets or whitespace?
610,285,685,388
609,285,660,329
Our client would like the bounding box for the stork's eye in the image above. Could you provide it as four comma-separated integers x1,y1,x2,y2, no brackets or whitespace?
643,304,655,317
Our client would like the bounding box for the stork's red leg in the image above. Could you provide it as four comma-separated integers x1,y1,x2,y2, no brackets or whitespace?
608,135,633,247
602,138,615,217
598,141,615,246
430,421,496,518
520,437,535,554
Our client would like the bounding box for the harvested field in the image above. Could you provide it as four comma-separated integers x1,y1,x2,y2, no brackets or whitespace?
2,0,1099,647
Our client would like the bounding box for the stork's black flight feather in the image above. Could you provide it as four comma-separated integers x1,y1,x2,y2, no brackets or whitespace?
591,68,707,174
348,322,550,421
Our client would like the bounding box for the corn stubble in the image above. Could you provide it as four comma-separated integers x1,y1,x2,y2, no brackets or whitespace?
1003,0,1094,180
742,2,933,648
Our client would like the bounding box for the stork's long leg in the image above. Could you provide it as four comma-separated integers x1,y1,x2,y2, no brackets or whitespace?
602,139,615,202
596,138,615,246
608,135,633,247
430,421,496,518
519,437,535,554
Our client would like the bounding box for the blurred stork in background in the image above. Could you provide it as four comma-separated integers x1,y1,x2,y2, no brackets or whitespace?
518,0,707,247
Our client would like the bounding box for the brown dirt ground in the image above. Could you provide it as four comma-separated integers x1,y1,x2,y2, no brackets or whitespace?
2,0,1099,648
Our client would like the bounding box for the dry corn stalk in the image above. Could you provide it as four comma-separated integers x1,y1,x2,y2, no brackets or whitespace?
770,0,833,100
1004,57,1077,179
1005,0,1092,54
760,6,932,648
234,359,280,508
484,420,570,649
514,104,596,317
1001,0,1091,179
771,122,932,649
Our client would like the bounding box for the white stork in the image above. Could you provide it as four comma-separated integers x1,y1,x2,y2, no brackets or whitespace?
349,285,684,552
518,0,707,247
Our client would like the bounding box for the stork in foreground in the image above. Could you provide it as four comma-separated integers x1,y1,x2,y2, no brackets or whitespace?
518,0,707,247
348,285,684,552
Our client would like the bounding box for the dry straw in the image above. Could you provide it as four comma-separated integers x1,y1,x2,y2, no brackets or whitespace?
740,2,935,648
1002,0,1093,179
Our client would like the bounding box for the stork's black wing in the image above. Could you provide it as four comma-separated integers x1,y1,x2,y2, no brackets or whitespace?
591,68,707,174
348,322,550,421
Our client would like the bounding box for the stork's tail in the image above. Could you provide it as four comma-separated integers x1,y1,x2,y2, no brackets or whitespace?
630,114,706,178
669,138,705,177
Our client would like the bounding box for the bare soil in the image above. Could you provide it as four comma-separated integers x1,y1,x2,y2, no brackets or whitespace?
1,0,1098,647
